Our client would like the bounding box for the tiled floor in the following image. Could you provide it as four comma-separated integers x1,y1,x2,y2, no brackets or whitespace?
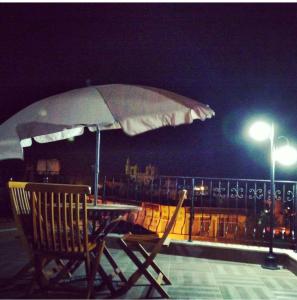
1,228,297,299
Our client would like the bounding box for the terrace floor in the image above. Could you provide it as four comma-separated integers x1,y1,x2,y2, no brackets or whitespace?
1,221,297,299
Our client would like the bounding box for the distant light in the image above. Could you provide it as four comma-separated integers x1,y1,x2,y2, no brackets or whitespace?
274,145,297,166
249,121,271,141
194,185,205,191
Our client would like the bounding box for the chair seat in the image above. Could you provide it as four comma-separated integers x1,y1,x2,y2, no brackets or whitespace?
123,233,171,246
123,232,159,242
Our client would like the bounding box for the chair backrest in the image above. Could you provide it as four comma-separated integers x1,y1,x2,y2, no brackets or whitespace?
25,183,91,255
150,189,187,260
8,181,32,255
8,181,31,216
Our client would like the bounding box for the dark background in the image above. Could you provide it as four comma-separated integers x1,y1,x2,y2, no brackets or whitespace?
0,3,297,183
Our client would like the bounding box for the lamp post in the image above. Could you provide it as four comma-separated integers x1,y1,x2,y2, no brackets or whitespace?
265,123,278,269
248,121,297,269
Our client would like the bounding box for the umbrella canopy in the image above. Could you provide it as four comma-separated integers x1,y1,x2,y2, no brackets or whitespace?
0,84,215,203
0,84,215,160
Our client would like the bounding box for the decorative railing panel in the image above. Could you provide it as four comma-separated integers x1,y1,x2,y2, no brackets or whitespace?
100,175,297,249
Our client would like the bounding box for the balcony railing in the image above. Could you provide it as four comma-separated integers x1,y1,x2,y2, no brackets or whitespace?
99,175,297,249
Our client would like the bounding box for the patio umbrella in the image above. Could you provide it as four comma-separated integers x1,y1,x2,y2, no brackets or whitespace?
0,84,215,203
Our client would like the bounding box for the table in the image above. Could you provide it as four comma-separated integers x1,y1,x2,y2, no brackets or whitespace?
87,203,141,235
87,203,141,294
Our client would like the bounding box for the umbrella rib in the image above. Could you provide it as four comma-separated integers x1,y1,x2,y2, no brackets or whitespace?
93,87,118,129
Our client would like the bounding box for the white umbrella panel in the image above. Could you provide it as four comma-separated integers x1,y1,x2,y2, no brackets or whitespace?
0,84,215,203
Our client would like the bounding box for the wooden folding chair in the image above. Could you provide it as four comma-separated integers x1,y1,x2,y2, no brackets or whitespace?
25,182,111,298
115,189,187,299
8,181,72,284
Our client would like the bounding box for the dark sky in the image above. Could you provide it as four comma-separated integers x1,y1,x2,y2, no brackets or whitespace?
0,3,297,181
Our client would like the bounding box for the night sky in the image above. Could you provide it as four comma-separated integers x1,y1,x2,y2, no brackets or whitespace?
0,3,297,182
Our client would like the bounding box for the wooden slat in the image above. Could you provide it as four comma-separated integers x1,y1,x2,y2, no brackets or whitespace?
76,194,82,252
38,191,44,249
32,191,38,248
16,189,25,214
11,189,20,215
70,193,75,252
44,192,50,249
51,192,57,251
63,193,69,252
18,189,26,213
58,192,63,252
82,195,88,253
22,189,30,213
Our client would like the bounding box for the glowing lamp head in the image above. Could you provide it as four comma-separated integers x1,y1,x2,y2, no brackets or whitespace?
249,121,272,141
274,145,297,166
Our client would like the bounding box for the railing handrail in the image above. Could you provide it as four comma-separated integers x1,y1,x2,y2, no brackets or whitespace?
108,173,297,184
157,175,297,184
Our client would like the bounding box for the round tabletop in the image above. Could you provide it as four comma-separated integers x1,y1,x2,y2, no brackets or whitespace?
87,203,141,213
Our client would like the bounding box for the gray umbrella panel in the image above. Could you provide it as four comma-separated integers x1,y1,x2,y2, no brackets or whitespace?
98,84,214,135
0,84,215,161
0,87,116,160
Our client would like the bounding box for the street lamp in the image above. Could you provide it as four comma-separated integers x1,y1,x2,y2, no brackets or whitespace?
249,121,297,269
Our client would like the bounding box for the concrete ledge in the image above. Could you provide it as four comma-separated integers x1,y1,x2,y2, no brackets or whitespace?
106,234,297,275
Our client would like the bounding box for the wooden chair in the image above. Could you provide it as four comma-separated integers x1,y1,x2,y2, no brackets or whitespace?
8,181,34,279
115,189,187,299
8,181,72,284
24,182,110,298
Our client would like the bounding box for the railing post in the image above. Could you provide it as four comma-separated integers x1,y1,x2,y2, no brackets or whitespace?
189,178,195,242
102,175,106,202
150,179,153,202
134,175,138,201
127,177,130,201
111,176,114,197
158,177,162,203
293,183,297,252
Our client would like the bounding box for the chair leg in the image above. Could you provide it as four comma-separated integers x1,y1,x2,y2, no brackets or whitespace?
68,260,83,276
53,259,72,279
103,246,127,283
26,277,38,297
145,272,165,298
116,239,170,299
97,264,117,294
34,256,50,288
86,255,99,298
86,240,105,299
51,259,77,285
13,259,34,278
24,256,53,296
136,243,171,285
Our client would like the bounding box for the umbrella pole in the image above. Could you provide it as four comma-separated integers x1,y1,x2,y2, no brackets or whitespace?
94,128,100,206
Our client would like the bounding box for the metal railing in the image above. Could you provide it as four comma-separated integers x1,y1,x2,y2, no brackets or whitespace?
99,174,297,249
